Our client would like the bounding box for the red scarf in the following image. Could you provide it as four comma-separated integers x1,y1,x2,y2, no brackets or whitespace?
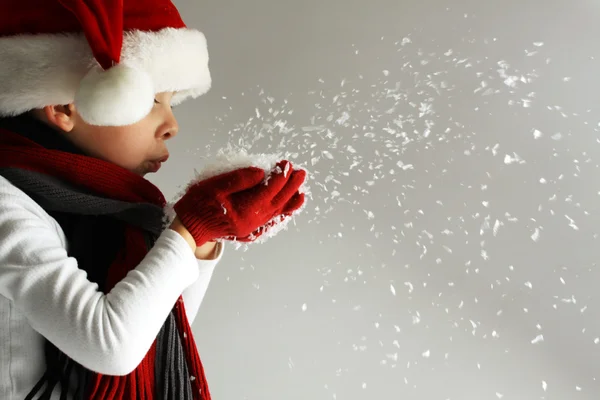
0,128,211,400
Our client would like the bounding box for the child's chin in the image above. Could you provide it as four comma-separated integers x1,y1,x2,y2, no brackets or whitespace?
130,165,148,176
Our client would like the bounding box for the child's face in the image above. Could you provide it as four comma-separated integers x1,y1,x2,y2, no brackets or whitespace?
38,92,179,176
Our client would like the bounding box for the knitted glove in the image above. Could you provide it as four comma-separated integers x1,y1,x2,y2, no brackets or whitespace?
174,160,306,246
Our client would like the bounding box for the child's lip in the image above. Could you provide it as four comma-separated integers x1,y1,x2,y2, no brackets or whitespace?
156,154,170,163
146,154,169,173
147,160,162,173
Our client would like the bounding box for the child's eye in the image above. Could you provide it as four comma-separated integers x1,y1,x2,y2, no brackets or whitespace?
154,99,160,104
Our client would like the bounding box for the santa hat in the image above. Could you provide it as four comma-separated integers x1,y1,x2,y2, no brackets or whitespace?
0,0,211,126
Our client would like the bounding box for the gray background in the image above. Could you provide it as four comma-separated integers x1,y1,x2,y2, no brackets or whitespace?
149,0,600,399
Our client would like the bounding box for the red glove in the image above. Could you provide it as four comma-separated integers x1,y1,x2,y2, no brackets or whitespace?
174,160,306,246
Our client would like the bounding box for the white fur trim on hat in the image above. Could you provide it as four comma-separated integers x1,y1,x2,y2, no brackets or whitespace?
0,27,211,125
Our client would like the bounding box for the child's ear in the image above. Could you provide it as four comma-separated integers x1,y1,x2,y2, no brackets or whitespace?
43,104,76,132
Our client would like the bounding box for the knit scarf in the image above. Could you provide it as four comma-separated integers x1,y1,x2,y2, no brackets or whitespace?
0,116,211,400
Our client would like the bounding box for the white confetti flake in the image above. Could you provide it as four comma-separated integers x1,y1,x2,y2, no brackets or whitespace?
531,334,544,344
565,215,579,230
504,152,525,165
531,228,540,242
504,76,518,88
481,250,489,260
322,150,334,160
336,112,350,125
493,220,502,236
396,161,414,170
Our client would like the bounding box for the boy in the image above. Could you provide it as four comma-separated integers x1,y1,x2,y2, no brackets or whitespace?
0,1,306,399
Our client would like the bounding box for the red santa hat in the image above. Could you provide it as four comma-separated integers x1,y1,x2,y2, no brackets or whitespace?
0,0,211,126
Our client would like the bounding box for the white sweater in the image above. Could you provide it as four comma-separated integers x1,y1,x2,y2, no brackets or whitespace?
0,175,223,400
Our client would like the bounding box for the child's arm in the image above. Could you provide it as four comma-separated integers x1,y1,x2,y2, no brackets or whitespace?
170,218,223,323
0,176,210,376
181,241,223,323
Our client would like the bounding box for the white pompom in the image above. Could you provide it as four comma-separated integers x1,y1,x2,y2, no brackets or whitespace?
74,64,155,126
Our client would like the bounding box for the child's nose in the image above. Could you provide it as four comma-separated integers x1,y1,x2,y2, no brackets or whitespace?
158,113,179,140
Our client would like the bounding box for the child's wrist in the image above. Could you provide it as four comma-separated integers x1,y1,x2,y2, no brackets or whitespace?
169,216,197,253
195,241,218,260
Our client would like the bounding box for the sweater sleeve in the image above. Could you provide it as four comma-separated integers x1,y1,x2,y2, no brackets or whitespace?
0,176,202,376
182,242,223,325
